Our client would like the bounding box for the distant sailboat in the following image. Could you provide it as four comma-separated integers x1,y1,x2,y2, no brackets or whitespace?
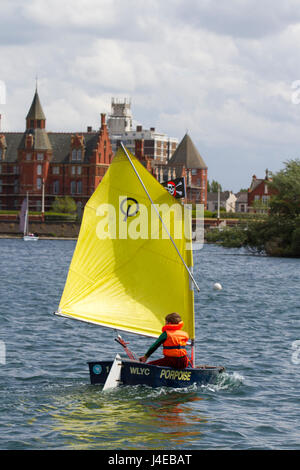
55,143,224,389
20,193,39,241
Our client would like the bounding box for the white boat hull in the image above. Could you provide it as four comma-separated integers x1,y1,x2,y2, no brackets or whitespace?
23,235,39,241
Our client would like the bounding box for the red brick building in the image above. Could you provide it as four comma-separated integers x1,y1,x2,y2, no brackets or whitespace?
0,90,207,213
0,89,113,212
248,170,274,212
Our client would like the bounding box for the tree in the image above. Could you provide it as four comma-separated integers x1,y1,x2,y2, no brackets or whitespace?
51,196,77,214
208,159,300,257
248,159,300,256
269,159,300,218
209,180,222,192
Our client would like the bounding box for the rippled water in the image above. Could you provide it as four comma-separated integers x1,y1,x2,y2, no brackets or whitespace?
0,239,299,450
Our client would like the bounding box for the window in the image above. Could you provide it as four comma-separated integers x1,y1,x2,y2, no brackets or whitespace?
192,169,197,175
37,178,42,189
36,200,41,211
70,181,76,194
30,120,34,128
0,179,2,193
53,180,59,194
262,195,270,205
71,166,76,175
26,153,31,161
0,164,2,173
37,164,42,175
77,166,82,175
0,149,2,160
254,195,260,201
264,184,268,194
37,120,41,129
72,149,83,161
14,180,18,194
13,165,19,174
77,181,82,194
52,166,59,175
37,153,43,161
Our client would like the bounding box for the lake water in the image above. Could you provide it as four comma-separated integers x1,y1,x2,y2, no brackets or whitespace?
0,239,299,450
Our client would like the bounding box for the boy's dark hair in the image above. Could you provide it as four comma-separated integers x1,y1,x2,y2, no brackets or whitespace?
165,312,182,324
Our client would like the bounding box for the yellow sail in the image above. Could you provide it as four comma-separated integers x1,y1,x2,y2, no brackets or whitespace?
56,145,195,339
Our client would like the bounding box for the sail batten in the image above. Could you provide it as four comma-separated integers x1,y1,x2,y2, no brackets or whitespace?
57,146,195,339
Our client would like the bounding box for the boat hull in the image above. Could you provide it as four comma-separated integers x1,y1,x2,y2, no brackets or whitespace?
24,235,39,241
88,358,225,388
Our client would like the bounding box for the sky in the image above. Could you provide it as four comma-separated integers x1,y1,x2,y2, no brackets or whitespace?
1,0,300,192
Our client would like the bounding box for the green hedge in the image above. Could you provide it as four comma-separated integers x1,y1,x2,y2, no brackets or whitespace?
45,212,77,222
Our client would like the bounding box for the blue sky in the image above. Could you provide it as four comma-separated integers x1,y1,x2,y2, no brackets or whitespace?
1,0,300,191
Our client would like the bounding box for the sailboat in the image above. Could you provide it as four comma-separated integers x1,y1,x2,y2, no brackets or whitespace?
55,143,225,389
20,193,39,241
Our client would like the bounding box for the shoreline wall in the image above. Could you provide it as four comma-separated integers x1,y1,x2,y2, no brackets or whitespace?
0,221,80,238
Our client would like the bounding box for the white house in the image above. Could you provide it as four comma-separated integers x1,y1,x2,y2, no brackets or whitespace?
206,191,237,213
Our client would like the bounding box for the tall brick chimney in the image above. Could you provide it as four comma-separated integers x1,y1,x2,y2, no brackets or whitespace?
135,139,144,160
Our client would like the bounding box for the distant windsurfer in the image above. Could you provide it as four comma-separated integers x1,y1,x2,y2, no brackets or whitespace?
139,313,189,369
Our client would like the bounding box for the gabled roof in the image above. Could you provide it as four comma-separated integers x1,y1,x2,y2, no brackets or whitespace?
235,191,248,203
249,178,264,192
168,133,207,170
26,90,46,120
0,133,23,162
48,132,99,163
207,191,233,202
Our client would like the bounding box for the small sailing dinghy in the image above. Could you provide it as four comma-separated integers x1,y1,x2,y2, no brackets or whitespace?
55,144,225,389
20,193,39,241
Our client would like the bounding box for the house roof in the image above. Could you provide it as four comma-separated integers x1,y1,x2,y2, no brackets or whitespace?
235,191,248,203
26,90,46,120
1,131,100,163
249,178,264,191
1,133,23,162
207,191,232,202
16,129,53,151
48,132,99,163
168,133,207,170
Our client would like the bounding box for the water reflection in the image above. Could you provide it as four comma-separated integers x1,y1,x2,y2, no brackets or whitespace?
48,384,208,450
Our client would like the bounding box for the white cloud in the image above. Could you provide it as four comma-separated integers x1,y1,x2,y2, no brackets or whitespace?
1,0,300,190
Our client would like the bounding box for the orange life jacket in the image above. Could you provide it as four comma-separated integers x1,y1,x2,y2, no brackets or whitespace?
162,321,189,357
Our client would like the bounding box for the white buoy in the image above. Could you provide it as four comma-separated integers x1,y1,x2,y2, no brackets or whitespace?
213,282,222,290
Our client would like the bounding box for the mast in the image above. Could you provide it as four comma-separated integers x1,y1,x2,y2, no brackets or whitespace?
42,178,45,222
25,192,29,236
217,184,220,222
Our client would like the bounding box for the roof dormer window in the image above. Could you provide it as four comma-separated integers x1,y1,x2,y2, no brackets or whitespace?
71,149,82,161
